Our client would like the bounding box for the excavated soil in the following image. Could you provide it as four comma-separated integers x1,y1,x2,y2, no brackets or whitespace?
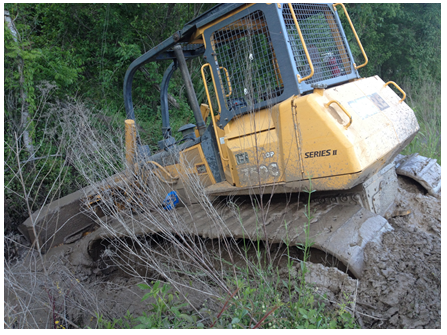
4,176,441,329
299,176,441,329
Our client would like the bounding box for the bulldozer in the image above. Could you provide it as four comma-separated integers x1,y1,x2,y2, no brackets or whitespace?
19,3,441,278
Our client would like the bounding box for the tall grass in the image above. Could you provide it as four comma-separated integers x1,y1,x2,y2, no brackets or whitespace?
3,96,127,329
400,78,441,164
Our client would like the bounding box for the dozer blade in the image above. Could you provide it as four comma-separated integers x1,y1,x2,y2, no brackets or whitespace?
394,153,441,197
18,173,128,253
18,186,98,253
83,199,392,279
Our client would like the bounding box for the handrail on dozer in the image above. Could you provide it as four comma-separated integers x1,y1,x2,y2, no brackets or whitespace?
325,100,352,129
384,81,406,103
333,3,368,70
288,3,315,83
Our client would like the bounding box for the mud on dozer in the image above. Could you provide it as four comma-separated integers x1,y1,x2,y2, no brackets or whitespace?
19,3,441,279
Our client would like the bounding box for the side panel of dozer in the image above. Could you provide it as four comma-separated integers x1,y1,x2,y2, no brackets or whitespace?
144,143,218,206
294,75,419,191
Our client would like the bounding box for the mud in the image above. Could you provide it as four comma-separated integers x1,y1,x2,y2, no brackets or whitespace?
357,177,441,328
4,176,441,329
296,176,441,329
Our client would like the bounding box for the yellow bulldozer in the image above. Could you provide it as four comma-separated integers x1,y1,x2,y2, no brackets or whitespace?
19,3,440,278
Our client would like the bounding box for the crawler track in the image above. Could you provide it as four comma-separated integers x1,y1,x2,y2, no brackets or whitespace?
19,154,441,280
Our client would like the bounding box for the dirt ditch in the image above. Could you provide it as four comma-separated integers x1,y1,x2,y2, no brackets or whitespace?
4,176,441,329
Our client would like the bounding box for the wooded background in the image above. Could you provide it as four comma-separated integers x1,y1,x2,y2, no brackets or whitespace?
4,3,441,230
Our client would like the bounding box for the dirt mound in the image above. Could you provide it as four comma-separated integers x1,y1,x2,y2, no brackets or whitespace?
357,177,441,328
300,176,441,328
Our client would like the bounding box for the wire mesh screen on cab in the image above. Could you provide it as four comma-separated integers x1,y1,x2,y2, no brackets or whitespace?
210,10,284,112
282,3,352,85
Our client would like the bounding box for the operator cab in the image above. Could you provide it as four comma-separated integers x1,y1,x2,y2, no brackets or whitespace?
201,3,360,128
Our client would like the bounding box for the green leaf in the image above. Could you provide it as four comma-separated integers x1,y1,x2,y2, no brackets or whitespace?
179,314,194,323
298,308,308,318
170,307,180,316
5,51,19,58
141,292,151,302
174,302,188,309
137,283,151,290
133,324,148,329
329,319,337,328
134,316,153,329
300,261,308,275
240,309,249,318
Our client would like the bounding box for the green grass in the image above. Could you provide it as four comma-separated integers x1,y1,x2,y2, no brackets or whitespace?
93,180,359,330
400,78,441,164
94,264,358,329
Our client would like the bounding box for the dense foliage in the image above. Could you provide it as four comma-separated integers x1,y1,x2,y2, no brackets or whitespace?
4,3,441,228
340,3,441,82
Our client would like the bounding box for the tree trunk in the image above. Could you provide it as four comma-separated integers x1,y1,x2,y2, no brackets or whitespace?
4,10,35,159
